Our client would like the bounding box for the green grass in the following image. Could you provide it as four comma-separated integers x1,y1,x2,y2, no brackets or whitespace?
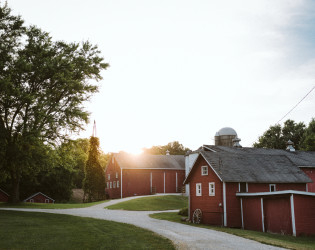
0,200,108,209
106,195,188,211
150,212,315,250
0,210,174,250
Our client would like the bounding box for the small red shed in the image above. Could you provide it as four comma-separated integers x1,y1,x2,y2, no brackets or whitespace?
105,152,185,199
23,192,55,203
0,188,9,202
184,146,314,236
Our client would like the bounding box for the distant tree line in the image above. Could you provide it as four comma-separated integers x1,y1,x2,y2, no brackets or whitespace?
142,141,191,155
254,118,315,151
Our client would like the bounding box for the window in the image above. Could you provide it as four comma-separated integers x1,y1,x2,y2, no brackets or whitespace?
239,182,248,192
108,174,110,180
30,199,34,203
270,184,276,192
117,181,120,188
196,183,202,196
116,172,118,178
110,182,112,189
113,181,116,188
201,166,208,176
45,199,50,203
209,182,215,196
106,182,109,188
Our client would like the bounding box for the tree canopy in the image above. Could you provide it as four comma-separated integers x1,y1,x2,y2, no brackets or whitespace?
142,141,190,155
253,118,314,151
0,3,108,202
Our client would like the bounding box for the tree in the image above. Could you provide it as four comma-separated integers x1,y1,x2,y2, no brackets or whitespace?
143,141,190,155
300,118,315,151
253,119,307,150
0,4,108,202
83,137,106,202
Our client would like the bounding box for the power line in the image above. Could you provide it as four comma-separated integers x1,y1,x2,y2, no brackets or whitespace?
276,85,315,124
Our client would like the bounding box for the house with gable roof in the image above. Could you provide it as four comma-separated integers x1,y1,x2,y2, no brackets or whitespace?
184,127,315,236
105,152,185,199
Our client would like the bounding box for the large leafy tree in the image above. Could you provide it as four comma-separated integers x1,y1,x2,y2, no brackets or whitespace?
143,141,190,155
253,119,308,150
300,118,315,151
83,137,105,202
0,4,108,202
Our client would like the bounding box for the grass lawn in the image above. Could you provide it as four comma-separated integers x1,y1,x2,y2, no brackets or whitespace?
150,212,315,250
0,210,174,250
106,195,188,211
0,200,108,209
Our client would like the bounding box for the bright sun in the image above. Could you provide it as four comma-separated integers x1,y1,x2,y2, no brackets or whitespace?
125,147,143,155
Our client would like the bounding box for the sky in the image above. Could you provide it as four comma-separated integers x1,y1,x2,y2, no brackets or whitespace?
7,0,315,154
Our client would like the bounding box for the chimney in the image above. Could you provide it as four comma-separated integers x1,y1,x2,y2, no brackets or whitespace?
232,137,242,148
286,140,295,152
166,150,170,155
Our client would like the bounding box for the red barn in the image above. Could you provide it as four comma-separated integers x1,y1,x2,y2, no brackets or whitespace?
105,152,185,199
0,188,9,202
184,145,315,236
24,192,55,203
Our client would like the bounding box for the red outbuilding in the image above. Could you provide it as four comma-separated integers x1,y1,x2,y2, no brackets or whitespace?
23,192,55,203
105,152,185,199
0,188,9,202
184,145,315,236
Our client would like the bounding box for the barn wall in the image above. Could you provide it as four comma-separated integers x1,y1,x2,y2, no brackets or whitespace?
189,157,223,226
105,157,121,199
0,191,9,202
276,183,306,192
242,198,263,232
294,194,315,236
248,183,269,193
300,168,315,192
263,197,292,235
226,183,242,228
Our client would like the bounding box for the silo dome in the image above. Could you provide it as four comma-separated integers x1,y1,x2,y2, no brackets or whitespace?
214,127,238,147
217,127,237,136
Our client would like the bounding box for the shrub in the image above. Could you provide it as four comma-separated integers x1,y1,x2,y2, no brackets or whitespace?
178,207,188,216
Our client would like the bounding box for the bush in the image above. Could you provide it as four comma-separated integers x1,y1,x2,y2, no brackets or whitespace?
178,207,188,216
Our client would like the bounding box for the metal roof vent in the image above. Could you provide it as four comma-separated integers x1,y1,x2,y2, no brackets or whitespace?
166,150,170,155
232,137,242,148
286,140,295,152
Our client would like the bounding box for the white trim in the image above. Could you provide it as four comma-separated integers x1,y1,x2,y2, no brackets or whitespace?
188,183,191,220
0,188,9,197
269,184,276,192
202,154,223,181
246,183,248,192
290,194,296,236
236,190,315,197
306,183,308,192
261,198,265,232
209,182,215,196
164,172,166,193
23,192,55,202
201,166,208,176
196,183,202,196
223,182,227,226
176,172,178,192
120,168,123,199
240,198,244,229
238,183,240,192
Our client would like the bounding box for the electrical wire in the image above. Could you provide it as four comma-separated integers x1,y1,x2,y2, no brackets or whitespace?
276,85,315,124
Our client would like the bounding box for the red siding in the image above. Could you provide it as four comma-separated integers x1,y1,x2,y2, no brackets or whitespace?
263,197,292,235
25,193,54,203
189,157,223,226
242,198,263,232
300,168,315,192
248,183,269,193
226,183,242,228
105,157,185,199
276,183,306,192
294,194,315,236
0,190,9,202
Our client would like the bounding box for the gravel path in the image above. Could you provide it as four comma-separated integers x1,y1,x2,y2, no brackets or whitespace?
1,195,285,250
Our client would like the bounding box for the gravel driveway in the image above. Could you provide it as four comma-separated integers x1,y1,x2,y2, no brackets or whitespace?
1,195,285,250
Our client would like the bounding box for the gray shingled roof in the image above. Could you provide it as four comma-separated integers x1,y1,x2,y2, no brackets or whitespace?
113,153,185,170
203,145,315,167
200,151,311,183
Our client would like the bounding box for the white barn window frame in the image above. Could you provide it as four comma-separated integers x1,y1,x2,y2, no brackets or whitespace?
108,174,110,180
196,183,202,196
117,181,120,188
110,182,112,189
269,184,276,192
209,182,215,196
201,166,208,176
116,172,118,178
113,181,116,188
